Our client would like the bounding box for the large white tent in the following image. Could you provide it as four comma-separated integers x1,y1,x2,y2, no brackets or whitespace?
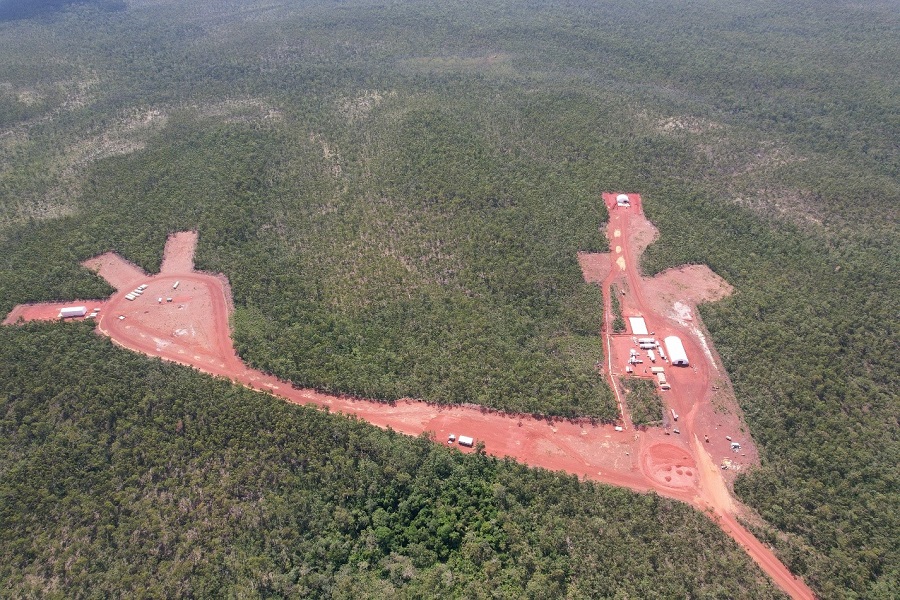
664,336,689,366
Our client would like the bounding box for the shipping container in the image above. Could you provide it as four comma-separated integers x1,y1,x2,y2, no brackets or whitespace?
651,367,665,374
458,436,474,447
173,281,180,290
648,349,656,362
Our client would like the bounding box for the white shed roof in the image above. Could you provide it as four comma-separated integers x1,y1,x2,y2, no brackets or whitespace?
664,336,689,366
628,316,648,335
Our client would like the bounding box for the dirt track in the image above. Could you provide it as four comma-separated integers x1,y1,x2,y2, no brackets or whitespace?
4,223,814,599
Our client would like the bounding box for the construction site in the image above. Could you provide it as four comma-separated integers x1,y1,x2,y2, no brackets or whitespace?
2,200,812,599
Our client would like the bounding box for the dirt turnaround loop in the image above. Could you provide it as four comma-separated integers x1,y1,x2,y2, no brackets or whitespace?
3,218,814,599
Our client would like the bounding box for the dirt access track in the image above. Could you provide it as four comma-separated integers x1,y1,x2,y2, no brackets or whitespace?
4,222,814,599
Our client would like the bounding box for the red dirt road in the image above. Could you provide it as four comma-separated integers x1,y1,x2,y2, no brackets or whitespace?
2,300,107,325
3,225,814,599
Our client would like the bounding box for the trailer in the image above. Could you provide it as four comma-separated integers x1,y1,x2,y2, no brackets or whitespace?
637,337,656,345
656,372,667,385
671,409,678,422
639,342,656,350
172,281,180,290
651,367,665,374
125,294,136,301
664,336,689,366
458,436,474,447
647,349,656,362
658,345,667,361
58,306,87,318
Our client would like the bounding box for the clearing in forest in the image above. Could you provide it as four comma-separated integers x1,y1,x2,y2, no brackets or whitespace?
2,211,813,599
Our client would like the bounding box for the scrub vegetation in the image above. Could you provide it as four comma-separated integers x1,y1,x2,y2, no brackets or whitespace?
610,285,626,333
621,378,664,427
0,0,896,597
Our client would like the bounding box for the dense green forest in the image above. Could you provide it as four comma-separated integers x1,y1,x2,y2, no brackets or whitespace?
0,0,897,597
0,324,785,598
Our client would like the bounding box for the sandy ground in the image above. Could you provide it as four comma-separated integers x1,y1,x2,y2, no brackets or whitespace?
82,252,147,291
159,231,198,274
576,251,611,283
3,218,813,599
2,300,107,325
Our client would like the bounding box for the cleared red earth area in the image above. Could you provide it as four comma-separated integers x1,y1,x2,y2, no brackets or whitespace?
4,222,814,599
82,252,147,291
2,301,108,325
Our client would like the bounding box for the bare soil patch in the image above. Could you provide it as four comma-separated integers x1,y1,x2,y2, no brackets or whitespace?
577,251,611,283
82,253,147,291
2,300,107,325
646,265,734,307
160,231,198,274
644,442,697,489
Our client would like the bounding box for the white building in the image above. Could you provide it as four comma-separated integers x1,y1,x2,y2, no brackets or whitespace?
664,336,689,366
58,306,87,318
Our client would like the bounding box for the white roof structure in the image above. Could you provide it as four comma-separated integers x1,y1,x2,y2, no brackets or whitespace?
616,193,630,205
628,316,648,335
664,336,689,366
58,306,87,318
